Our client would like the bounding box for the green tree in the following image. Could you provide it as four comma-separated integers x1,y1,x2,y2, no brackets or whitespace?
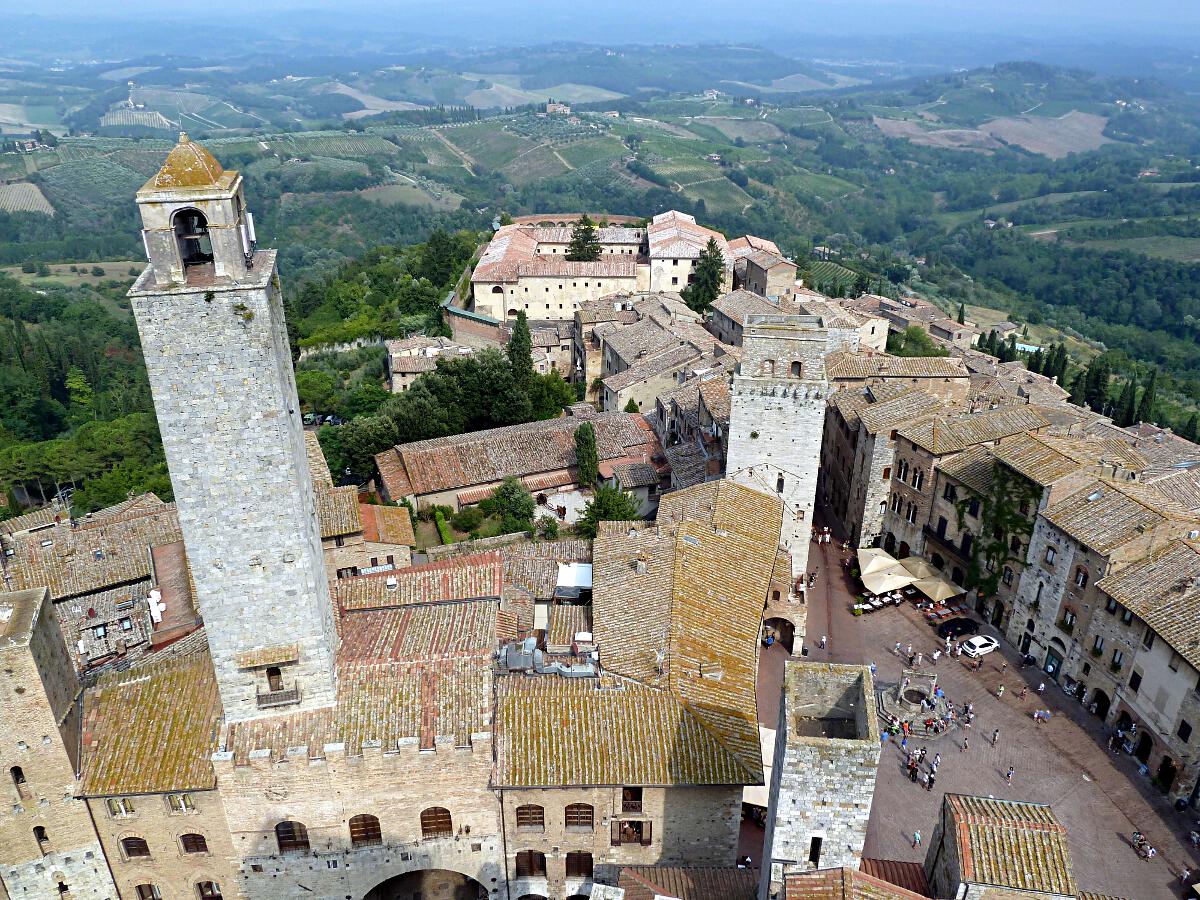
956,303,965,325
498,211,514,226
529,369,575,420
507,311,534,394
886,325,947,358
575,485,642,538
682,237,725,313
487,476,536,532
333,415,398,478
1183,413,1199,443
1135,367,1158,425
1083,355,1114,413
296,369,338,412
624,398,640,413
1114,376,1138,427
574,422,599,486
64,366,94,428
565,214,601,262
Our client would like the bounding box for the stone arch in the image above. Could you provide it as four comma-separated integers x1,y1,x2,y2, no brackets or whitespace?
1116,710,1133,732
1158,755,1178,793
764,616,796,653
365,865,492,900
1135,731,1153,763
1089,688,1111,720
491,285,503,293
171,207,213,269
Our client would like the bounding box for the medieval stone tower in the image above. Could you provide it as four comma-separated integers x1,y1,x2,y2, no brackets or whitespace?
128,134,337,722
759,662,880,899
726,315,839,599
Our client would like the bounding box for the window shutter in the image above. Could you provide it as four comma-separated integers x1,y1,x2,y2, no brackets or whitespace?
611,820,621,846
641,821,652,846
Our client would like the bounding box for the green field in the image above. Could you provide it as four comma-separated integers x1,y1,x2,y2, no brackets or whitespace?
38,157,144,218
441,124,534,169
1072,236,1200,262
806,260,858,291
682,176,754,213
501,144,570,184
778,169,858,198
557,137,625,168
358,181,463,211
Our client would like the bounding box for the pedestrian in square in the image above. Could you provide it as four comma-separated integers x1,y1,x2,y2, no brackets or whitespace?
961,735,969,752
819,634,827,650
912,829,922,849
893,641,902,656
1006,766,1015,784
992,727,1000,747
996,684,1005,700
1037,681,1045,695
927,771,936,792
933,752,941,768
869,661,877,677
916,652,923,666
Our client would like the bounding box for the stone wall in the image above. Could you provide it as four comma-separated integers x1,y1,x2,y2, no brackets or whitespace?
129,254,339,723
473,274,640,322
211,738,504,900
760,662,879,900
0,591,118,900
87,790,239,900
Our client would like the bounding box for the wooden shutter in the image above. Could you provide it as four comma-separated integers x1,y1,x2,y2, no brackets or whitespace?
640,821,652,846
611,820,621,846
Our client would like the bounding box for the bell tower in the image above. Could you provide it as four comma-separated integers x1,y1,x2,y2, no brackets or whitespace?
128,134,338,722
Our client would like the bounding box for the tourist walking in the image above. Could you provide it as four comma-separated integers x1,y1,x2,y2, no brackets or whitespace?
1006,766,1015,784
819,634,827,650
992,727,1000,747
1018,686,1028,700
932,752,941,768
927,771,936,792
961,735,969,752
996,684,1005,700
1037,681,1046,695
869,661,877,677
894,641,902,656
912,829,922,849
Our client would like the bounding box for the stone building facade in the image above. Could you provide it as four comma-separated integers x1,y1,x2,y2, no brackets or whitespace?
727,315,850,597
760,662,879,899
0,588,117,900
129,138,338,723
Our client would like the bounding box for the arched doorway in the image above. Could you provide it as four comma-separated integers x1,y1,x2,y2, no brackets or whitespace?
990,602,1005,628
1090,689,1111,720
765,617,795,653
1135,732,1153,764
365,869,487,900
1158,756,1178,793
1116,711,1133,733
883,533,896,553
897,541,910,559
172,208,213,269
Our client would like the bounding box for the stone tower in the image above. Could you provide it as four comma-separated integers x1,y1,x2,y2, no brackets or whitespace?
726,315,839,598
128,134,337,722
760,662,880,900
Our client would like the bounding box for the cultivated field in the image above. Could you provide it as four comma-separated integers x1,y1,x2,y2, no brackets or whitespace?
358,181,463,211
557,136,625,168
691,117,783,143
980,111,1112,159
873,116,1002,152
1074,236,1200,262
0,182,54,215
38,157,144,217
806,260,859,291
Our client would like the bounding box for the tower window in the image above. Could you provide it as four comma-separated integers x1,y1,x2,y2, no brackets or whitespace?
791,361,802,377
196,882,222,900
135,886,161,900
349,814,382,848
181,833,208,854
121,836,151,859
172,209,213,269
266,667,283,692
34,826,49,854
808,835,823,866
274,820,309,854
420,807,452,839
10,765,26,795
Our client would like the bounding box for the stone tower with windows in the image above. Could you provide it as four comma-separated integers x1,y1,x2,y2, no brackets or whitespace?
727,315,849,608
128,134,337,722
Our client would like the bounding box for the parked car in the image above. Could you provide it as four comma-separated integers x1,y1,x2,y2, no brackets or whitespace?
302,413,315,426
962,635,1000,658
937,617,980,639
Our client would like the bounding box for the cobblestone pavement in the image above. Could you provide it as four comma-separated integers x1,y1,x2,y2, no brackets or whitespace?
767,503,1200,899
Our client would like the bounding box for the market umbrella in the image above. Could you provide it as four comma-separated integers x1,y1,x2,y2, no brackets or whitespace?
900,557,939,579
857,547,901,576
913,576,964,603
861,568,917,595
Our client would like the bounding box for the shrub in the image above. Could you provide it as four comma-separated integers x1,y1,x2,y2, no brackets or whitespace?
451,506,484,533
536,515,559,539
433,508,454,545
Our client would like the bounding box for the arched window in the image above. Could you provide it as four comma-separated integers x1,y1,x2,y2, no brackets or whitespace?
790,361,802,377
135,886,161,900
930,553,944,570
180,834,208,854
121,836,151,859
33,826,49,854
1026,618,1035,632
515,849,547,877
265,667,283,692
508,308,519,317
420,807,452,839
274,821,309,854
565,851,593,878
491,285,504,293
565,803,594,831
10,765,26,797
196,882,222,900
760,359,775,377
348,814,382,848
515,804,544,830
172,208,213,269
1075,566,1089,588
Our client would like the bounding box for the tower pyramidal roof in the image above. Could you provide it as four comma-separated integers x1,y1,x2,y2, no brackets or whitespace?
150,132,226,190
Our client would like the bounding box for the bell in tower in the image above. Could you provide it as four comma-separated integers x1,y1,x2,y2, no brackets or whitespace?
135,132,257,286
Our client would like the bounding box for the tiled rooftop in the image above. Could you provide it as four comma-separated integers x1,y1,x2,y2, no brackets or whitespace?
697,377,731,424
712,288,779,322
80,643,221,795
472,223,641,283
0,504,62,535
728,234,781,258
1096,540,1200,670
359,502,415,545
898,405,1049,455
305,430,333,486
857,390,941,435
234,643,299,669
825,350,968,381
603,342,704,393
618,865,758,900
783,866,927,899
612,461,660,489
335,552,503,612
376,412,655,499
647,210,729,260
936,445,996,495
991,432,1096,487
945,794,1076,896
1043,478,1194,555
316,485,362,538
547,602,592,648
494,675,754,787
664,443,708,488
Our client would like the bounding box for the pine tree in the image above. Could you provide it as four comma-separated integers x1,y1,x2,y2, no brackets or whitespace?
1084,356,1113,413
1114,377,1138,427
1183,413,1199,443
574,422,599,487
507,311,534,393
1068,369,1087,407
1027,348,1044,374
1135,367,1158,425
681,237,726,314
956,303,965,325
565,214,601,261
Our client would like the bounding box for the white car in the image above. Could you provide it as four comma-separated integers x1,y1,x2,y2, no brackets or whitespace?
962,635,1000,658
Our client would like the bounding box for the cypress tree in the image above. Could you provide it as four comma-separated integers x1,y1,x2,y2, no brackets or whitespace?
507,311,534,393
565,214,601,261
682,237,726,313
1114,377,1138,427
1135,367,1158,425
956,303,965,324
573,422,599,486
1183,412,1199,443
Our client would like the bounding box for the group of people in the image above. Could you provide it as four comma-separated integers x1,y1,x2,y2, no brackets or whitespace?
811,526,833,545
1131,830,1158,860
904,746,940,791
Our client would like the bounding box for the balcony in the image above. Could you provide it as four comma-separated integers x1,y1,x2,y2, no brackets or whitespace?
621,800,642,814
1056,619,1075,637
922,525,967,561
257,685,302,709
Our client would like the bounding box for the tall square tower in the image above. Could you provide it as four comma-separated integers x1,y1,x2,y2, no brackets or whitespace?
127,134,337,722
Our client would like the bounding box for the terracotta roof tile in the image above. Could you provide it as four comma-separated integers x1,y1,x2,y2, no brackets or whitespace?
898,405,1049,455
547,603,591,648
316,485,362,538
936,446,995,495
784,866,928,899
360,503,415,545
825,351,968,381
305,431,333,486
1043,478,1195,554
335,552,503,612
944,794,1075,895
618,866,758,900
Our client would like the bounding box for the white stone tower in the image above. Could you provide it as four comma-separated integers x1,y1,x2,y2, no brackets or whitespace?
128,134,337,722
726,314,837,597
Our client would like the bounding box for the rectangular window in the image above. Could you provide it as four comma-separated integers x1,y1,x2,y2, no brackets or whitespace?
881,467,891,481
1129,670,1142,693
968,498,981,518
93,625,106,639
107,798,135,818
1122,608,1134,625
1045,547,1056,564
166,793,194,812
943,484,957,502
1106,597,1118,614
1113,649,1125,668
1170,652,1182,673
334,536,344,548
1180,720,1193,744
1002,566,1013,585
119,617,132,631
1142,626,1155,650
621,786,643,813
1093,636,1104,653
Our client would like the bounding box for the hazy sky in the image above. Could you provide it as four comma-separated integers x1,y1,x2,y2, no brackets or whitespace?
20,0,1200,42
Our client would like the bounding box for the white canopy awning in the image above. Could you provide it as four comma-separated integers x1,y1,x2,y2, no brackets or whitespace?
861,568,917,595
857,547,901,575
